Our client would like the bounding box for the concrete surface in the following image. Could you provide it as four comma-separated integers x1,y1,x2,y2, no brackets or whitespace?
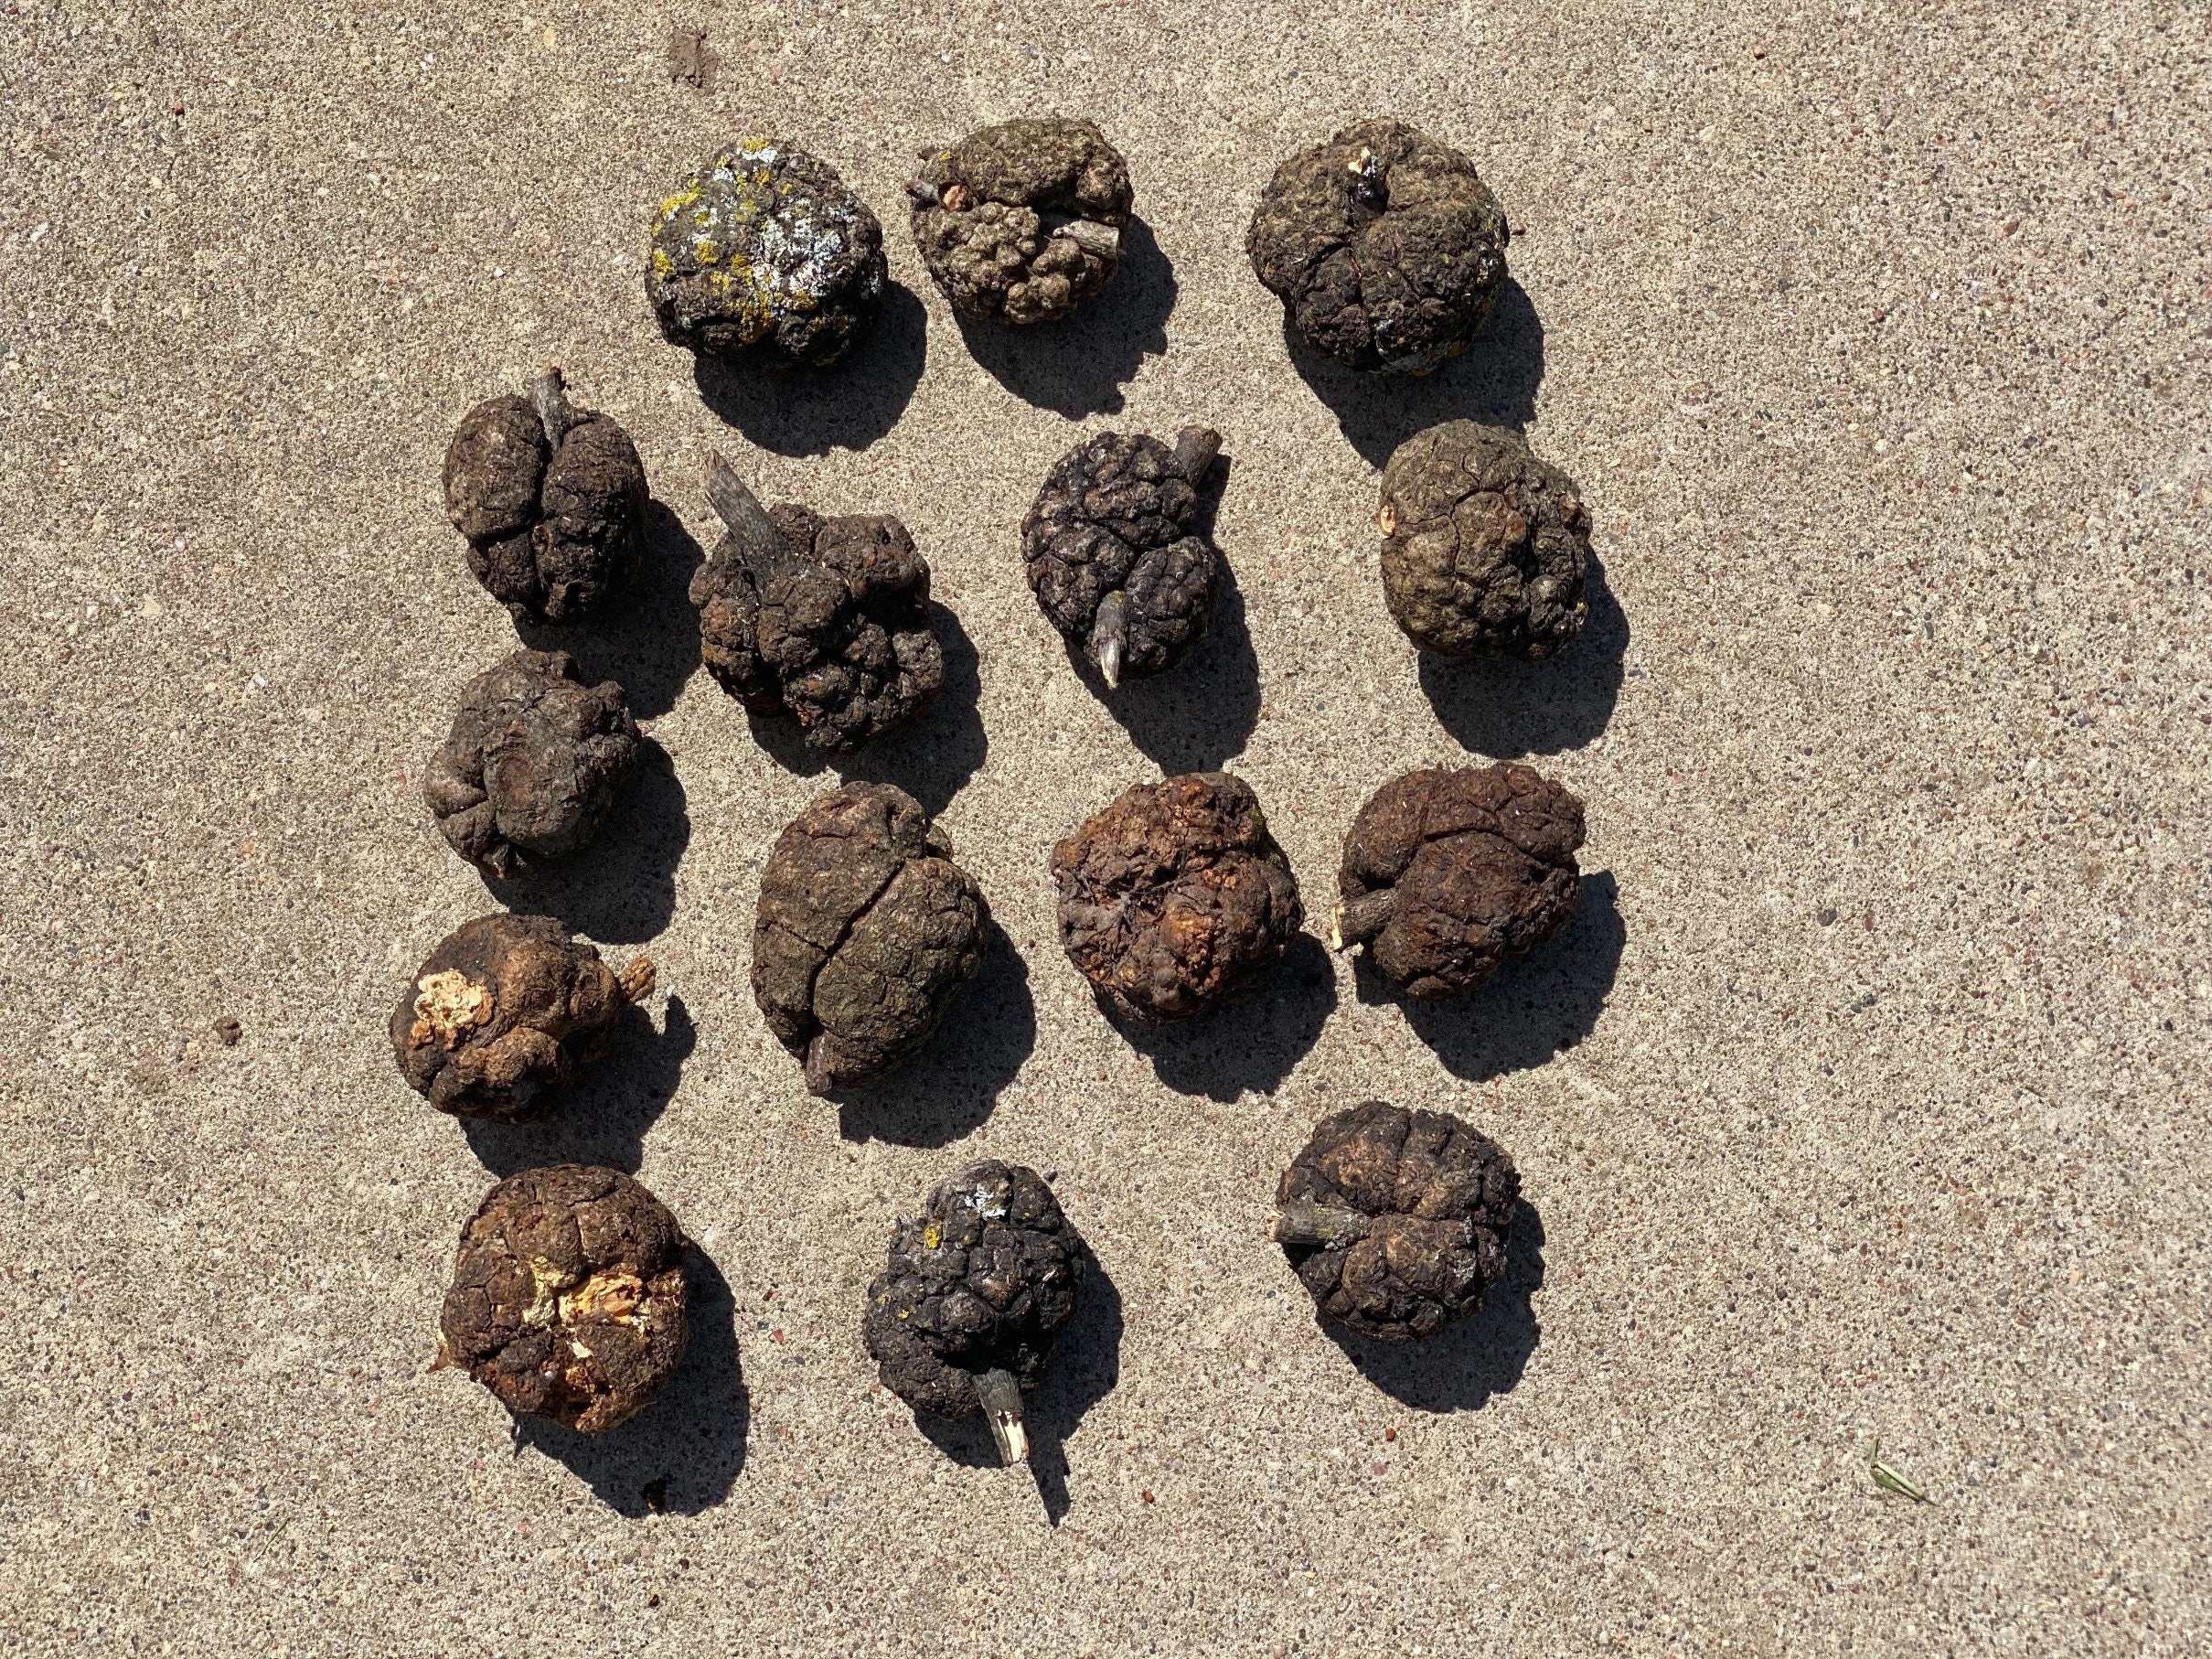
2,1,2207,1653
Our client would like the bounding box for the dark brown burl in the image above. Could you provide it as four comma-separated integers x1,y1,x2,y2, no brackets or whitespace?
1021,426,1224,687
1246,119,1509,374
1051,772,1303,1022
438,1165,690,1432
442,368,647,625
909,117,1133,325
647,138,886,370
422,649,640,879
862,1161,1084,1419
1334,764,1584,998
753,782,987,1096
390,914,656,1123
1379,421,1589,658
1275,1101,1519,1341
689,455,943,754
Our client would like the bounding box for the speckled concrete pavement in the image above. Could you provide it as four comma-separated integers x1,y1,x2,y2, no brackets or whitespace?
2,3,2206,1654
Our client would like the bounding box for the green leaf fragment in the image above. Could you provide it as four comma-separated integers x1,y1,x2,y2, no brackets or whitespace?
1869,1439,1930,1503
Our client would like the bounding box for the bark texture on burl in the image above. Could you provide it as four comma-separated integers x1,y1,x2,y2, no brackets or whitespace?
862,1161,1084,1429
753,782,987,1096
438,1165,690,1432
1275,1101,1519,1341
690,455,943,754
909,118,1133,325
391,914,654,1123
1247,119,1509,374
647,138,886,370
1334,764,1584,999
1051,772,1303,1022
422,649,639,878
442,368,647,625
1379,421,1589,658
1021,426,1224,688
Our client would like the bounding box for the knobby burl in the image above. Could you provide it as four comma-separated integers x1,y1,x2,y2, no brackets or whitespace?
1022,426,1224,688
863,1161,1084,1466
442,367,647,625
1333,763,1585,998
422,649,639,878
909,117,1133,325
391,913,654,1123
1052,772,1303,1022
690,455,944,753
753,782,987,1095
1378,421,1590,658
1274,1101,1520,1341
1247,118,1509,373
439,1165,690,1432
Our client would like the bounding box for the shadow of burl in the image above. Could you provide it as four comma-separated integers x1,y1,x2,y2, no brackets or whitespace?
1321,1200,1544,1413
516,501,702,720
1287,277,1545,466
1062,455,1260,773
741,701,828,781
462,996,697,1177
516,1247,746,1515
836,603,988,816
480,737,689,945
1357,872,1624,1082
692,282,927,456
914,1245,1124,1525
952,218,1174,418
1418,557,1629,759
832,926,1035,1147
1109,932,1338,1102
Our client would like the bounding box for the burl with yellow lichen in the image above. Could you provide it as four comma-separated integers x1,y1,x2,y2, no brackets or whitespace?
862,1161,1083,1429
646,137,885,370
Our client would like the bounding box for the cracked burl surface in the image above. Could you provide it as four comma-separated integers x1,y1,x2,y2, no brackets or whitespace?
390,913,655,1124
438,1165,690,1432
1379,421,1590,658
1021,426,1224,687
442,367,647,626
690,455,943,754
862,1161,1084,1418
647,137,886,370
752,781,987,1095
1274,1101,1519,1341
908,117,1133,325
1051,772,1303,1022
422,649,640,878
1246,118,1509,374
1333,764,1584,998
